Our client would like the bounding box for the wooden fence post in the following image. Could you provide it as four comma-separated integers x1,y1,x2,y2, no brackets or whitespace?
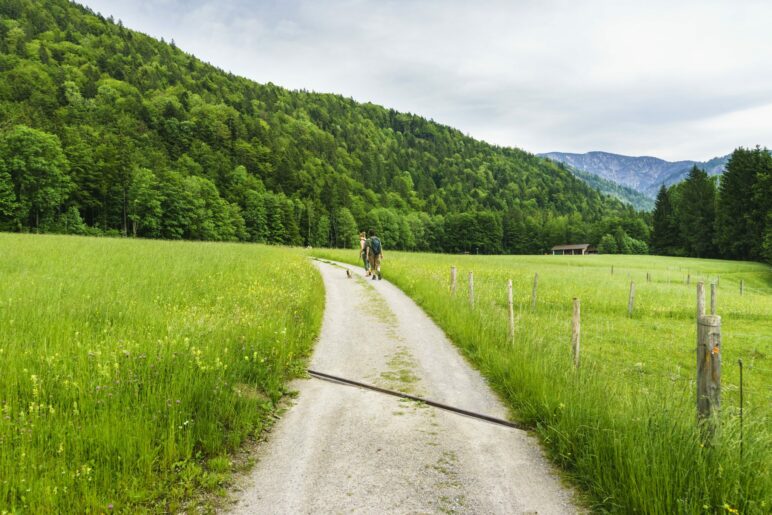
468,271,474,307
611,265,614,275
687,273,691,285
507,279,515,344
450,266,457,295
531,273,538,312
572,298,580,369
697,314,721,430
697,282,705,319
740,279,744,296
628,281,635,317
710,283,717,315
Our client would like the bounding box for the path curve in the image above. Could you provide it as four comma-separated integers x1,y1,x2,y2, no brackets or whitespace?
228,260,577,514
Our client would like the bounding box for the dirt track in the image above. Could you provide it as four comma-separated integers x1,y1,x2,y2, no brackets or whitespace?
228,260,577,514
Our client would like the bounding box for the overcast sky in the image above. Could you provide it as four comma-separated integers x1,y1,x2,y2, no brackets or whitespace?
80,0,772,161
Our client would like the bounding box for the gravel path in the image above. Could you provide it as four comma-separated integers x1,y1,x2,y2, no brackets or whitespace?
228,260,577,514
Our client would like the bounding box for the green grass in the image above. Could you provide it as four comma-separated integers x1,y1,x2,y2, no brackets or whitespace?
0,234,323,513
312,249,771,514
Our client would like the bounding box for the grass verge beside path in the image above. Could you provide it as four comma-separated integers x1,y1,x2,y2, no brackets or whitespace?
312,249,771,514
0,234,323,513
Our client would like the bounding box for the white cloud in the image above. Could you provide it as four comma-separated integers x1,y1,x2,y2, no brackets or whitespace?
80,0,772,161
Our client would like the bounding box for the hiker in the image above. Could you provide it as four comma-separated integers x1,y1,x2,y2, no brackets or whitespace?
359,231,370,276
366,229,383,280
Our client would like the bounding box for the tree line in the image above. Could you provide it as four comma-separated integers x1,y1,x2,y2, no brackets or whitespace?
0,0,651,255
650,147,771,263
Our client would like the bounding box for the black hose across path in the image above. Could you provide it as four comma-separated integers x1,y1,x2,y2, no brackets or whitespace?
307,369,524,430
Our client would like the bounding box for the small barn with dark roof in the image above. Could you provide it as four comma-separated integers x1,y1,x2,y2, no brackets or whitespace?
551,243,597,255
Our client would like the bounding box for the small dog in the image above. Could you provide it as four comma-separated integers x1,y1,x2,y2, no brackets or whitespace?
346,269,352,279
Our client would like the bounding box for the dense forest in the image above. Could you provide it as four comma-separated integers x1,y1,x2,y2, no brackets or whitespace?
0,0,656,254
650,146,771,264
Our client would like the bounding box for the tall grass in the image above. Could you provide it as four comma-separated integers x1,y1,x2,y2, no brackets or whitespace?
0,234,323,513
313,249,771,514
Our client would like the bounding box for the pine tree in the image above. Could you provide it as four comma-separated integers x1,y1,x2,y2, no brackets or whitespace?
716,147,771,260
0,168,19,229
752,154,772,264
678,166,716,258
264,194,285,244
280,197,302,246
650,185,680,255
332,207,358,248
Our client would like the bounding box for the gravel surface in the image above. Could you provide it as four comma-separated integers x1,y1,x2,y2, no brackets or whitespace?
228,260,577,514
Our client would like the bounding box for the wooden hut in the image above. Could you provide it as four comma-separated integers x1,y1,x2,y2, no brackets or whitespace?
551,243,597,255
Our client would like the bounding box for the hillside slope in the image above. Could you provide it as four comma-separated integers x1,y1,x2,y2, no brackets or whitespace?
559,164,655,211
0,0,645,253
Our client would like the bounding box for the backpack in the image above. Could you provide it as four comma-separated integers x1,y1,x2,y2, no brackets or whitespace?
369,236,382,256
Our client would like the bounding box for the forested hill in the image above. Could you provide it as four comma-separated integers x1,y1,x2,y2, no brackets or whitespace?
0,0,649,253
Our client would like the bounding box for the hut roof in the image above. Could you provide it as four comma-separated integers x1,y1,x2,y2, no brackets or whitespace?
551,243,593,251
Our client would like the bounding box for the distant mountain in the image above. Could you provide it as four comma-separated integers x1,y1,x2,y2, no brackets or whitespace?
563,166,655,211
539,151,730,198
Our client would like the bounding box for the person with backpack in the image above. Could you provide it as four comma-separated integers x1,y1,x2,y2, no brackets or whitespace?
366,229,383,280
359,231,371,276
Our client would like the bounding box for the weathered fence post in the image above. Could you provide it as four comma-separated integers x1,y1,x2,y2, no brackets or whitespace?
507,279,515,344
628,281,635,317
646,272,651,283
687,273,691,285
450,266,457,295
740,279,744,296
738,358,744,462
531,273,538,311
572,298,580,369
468,271,474,307
697,314,721,432
697,282,705,318
710,283,717,315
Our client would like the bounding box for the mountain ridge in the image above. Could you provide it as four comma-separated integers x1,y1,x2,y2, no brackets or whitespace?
539,150,730,198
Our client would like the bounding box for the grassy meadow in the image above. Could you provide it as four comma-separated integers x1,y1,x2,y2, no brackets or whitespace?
312,248,771,514
0,234,323,513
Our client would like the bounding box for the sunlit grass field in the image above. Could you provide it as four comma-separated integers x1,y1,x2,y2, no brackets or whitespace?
0,234,323,513
313,249,771,514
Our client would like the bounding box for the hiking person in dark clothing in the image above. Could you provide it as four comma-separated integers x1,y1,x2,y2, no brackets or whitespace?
366,230,383,280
